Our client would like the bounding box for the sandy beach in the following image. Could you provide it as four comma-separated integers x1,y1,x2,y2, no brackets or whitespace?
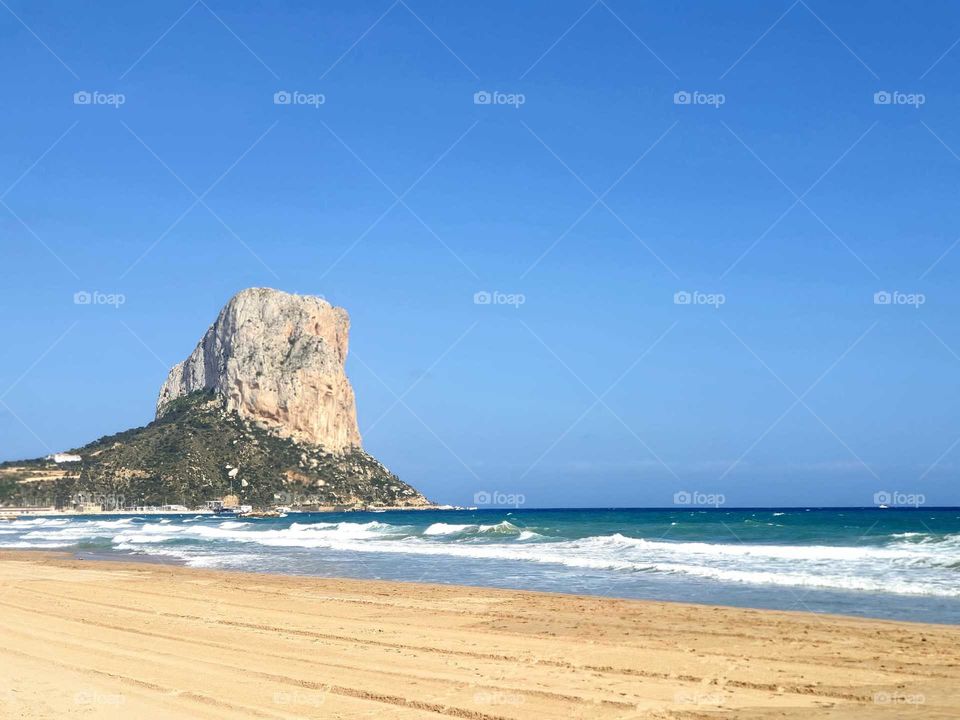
0,551,956,719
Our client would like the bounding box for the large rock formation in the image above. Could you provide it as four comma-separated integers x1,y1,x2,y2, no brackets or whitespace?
1,288,429,510
157,288,362,453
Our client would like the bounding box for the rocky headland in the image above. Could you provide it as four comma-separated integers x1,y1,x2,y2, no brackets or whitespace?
0,288,429,511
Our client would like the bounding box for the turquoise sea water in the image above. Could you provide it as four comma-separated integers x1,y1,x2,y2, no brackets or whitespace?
4,507,960,623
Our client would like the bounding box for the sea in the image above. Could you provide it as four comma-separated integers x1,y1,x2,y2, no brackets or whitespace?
3,507,960,624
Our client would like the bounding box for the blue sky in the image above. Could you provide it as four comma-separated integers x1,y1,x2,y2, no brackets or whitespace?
2,0,960,507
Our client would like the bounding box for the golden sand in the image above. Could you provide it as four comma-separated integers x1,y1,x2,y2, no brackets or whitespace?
0,551,956,718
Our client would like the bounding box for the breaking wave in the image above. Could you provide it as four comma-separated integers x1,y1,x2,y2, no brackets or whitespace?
2,515,959,599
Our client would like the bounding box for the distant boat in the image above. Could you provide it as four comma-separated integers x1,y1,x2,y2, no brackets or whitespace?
205,500,245,516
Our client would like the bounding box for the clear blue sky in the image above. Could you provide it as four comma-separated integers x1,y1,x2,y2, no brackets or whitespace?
2,0,959,507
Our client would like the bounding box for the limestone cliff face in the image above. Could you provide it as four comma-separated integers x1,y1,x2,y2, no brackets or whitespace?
157,288,363,453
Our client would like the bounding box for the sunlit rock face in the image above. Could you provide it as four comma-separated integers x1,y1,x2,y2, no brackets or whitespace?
157,288,362,453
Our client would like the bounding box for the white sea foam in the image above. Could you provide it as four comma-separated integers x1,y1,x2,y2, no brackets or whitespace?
423,521,523,537
5,541,75,549
4,516,960,599
517,530,544,541
10,518,70,527
217,521,249,530
424,523,477,536
478,521,521,535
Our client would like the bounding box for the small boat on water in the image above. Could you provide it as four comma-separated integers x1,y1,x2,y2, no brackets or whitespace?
0,512,20,522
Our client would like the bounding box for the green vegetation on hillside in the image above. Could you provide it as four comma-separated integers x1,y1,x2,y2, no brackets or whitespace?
0,391,426,510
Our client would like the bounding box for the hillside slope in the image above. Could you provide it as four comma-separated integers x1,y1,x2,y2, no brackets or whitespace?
0,391,428,510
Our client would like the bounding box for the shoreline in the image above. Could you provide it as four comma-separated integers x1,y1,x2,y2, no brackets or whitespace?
6,509,960,626
15,546,960,627
46,545,960,627
1,550,958,718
